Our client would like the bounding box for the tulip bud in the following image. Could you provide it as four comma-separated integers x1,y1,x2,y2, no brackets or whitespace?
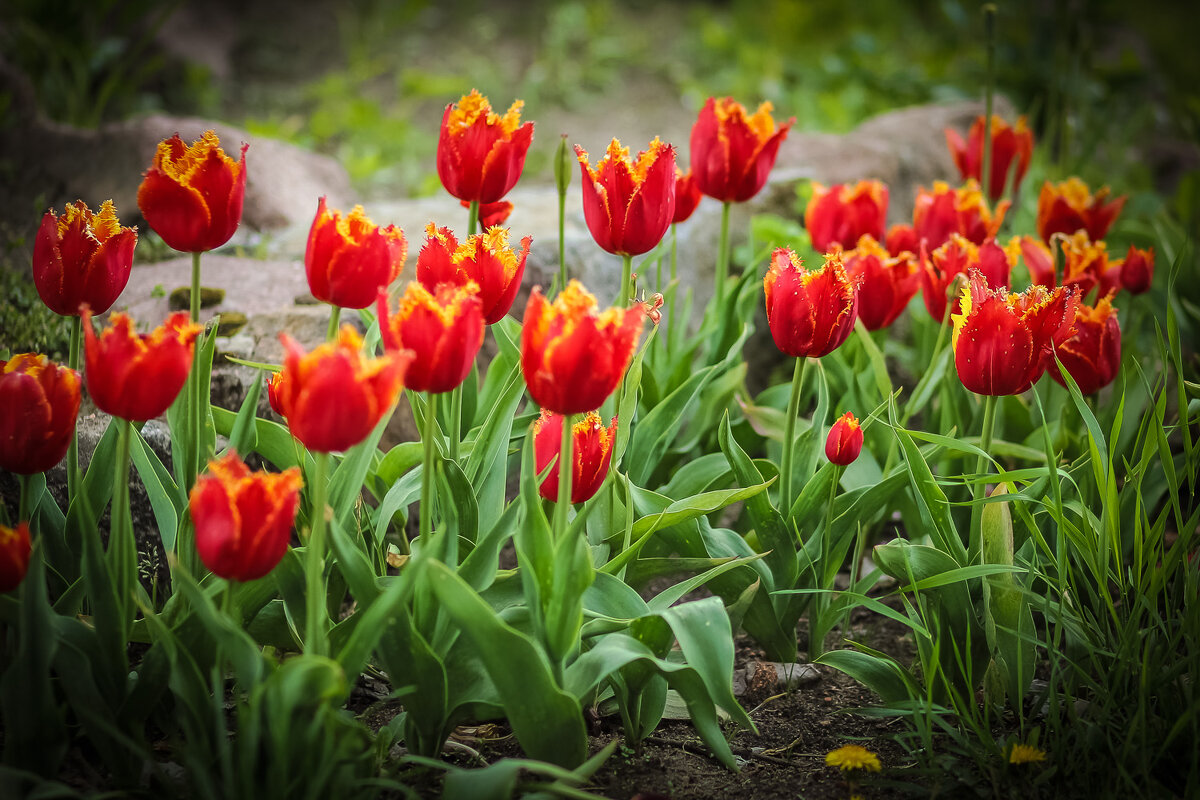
825,411,863,466
0,354,81,475
555,134,571,198
0,522,32,593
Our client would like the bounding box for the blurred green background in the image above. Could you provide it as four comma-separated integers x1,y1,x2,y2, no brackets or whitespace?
3,0,1196,209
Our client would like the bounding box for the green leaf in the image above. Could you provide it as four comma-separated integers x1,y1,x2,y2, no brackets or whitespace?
626,365,715,485
128,426,184,554
423,559,588,768
224,371,263,457
817,648,917,704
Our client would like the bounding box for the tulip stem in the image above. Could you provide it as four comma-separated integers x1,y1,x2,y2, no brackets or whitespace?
420,393,437,547
809,463,844,660
981,4,997,202
619,254,633,307
449,385,462,462
17,473,32,523
305,450,330,656
467,200,480,237
554,413,575,541
67,314,82,500
715,201,731,306
326,305,342,342
111,418,135,637
780,357,807,518
190,252,202,322
969,394,998,558
558,189,568,294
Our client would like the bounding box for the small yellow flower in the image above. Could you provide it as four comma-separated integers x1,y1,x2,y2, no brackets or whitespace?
825,744,882,772
1008,743,1046,765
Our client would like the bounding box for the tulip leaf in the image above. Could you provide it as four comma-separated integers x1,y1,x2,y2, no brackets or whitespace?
890,410,967,564
459,496,520,592
325,515,379,604
211,406,311,473
436,455,479,555
816,648,917,705
615,328,656,467
422,559,588,768
463,361,524,523
171,568,265,691
658,452,732,499
793,359,830,489
372,465,423,547
375,441,423,487
626,365,716,486
329,410,393,531
129,425,183,554
331,571,416,685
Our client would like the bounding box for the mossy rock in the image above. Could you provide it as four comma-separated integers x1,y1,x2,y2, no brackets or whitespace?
215,312,248,337
169,286,225,310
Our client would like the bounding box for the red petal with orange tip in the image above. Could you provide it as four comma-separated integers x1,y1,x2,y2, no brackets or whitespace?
0,354,81,475
533,410,617,504
377,281,484,394
764,248,859,358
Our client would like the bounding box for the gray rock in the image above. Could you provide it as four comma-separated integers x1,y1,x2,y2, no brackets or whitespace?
733,661,822,697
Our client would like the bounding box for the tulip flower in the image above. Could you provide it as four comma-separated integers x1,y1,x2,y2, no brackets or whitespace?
137,130,247,253
672,168,703,224
521,280,645,415
189,451,303,582
764,248,859,358
1048,294,1121,395
462,199,514,228
415,223,531,324
266,371,287,418
1058,232,1110,298
436,90,534,205
0,354,81,475
919,235,1014,322
913,180,1008,251
82,309,201,421
1117,244,1154,295
841,235,919,331
377,281,484,394
805,180,888,254
0,522,32,593
885,223,920,258
305,197,408,310
533,410,616,504
274,326,411,453
945,115,1034,201
689,97,794,203
825,411,864,466
576,137,677,257
1017,236,1056,289
952,270,1079,396
1036,178,1126,243
32,200,137,316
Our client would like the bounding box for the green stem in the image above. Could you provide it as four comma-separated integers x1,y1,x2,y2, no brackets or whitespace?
326,304,342,342
467,200,480,236
17,473,32,522
420,393,437,546
111,419,134,634
619,253,633,307
810,464,843,660
188,251,204,492
67,314,81,500
305,451,330,656
981,4,997,201
779,358,807,517
969,394,998,558
558,190,567,293
554,413,574,541
714,201,731,307
190,251,202,323
449,385,462,462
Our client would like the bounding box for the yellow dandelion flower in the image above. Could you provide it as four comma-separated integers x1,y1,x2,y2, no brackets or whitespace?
825,744,882,772
1008,743,1046,765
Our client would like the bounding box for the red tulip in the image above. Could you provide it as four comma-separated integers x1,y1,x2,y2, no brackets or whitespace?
1117,245,1154,295
952,270,1079,396
0,522,32,594
841,235,919,331
1036,178,1126,243
32,200,137,316
305,197,407,310
137,130,247,253
415,223,530,324
805,180,888,254
689,97,794,203
885,223,920,258
1048,295,1121,395
763,248,858,358
437,90,534,204
945,115,1034,201
266,371,287,418
1059,232,1111,299
919,234,1014,322
533,410,616,504
913,180,1008,251
521,281,645,415
462,199,514,228
576,138,676,256
825,411,863,466
82,309,201,422
274,326,411,453
377,281,484,394
672,168,703,224
189,451,303,582
0,354,81,475
1017,236,1056,289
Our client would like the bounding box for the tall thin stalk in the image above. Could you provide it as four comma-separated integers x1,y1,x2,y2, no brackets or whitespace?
66,315,82,499
714,201,731,306
305,451,330,656
969,394,998,557
420,393,437,546
554,413,574,541
326,305,342,342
